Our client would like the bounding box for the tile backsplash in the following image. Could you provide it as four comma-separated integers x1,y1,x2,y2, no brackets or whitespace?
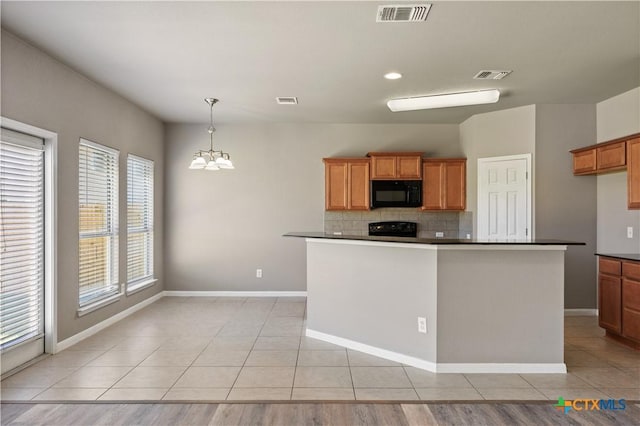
324,209,473,239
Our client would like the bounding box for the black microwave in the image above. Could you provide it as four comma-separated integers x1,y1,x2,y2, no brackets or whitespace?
370,180,422,208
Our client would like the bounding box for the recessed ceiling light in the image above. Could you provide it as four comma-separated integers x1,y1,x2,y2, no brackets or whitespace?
384,72,402,80
387,89,500,112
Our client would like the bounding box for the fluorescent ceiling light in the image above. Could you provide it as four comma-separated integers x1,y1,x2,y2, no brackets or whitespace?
384,72,402,80
387,89,500,112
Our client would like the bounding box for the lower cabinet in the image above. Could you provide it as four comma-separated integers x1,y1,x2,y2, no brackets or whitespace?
598,256,640,348
622,278,640,341
599,272,621,333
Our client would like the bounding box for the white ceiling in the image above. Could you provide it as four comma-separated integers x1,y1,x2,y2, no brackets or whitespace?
1,1,639,124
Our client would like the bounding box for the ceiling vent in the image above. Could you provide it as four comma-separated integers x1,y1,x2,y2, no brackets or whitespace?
473,70,512,80
276,97,298,105
376,4,431,22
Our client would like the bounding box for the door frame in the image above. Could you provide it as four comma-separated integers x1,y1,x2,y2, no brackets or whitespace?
1,117,58,356
477,153,533,240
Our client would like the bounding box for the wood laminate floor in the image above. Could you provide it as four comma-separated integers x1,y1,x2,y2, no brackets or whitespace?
2,402,640,426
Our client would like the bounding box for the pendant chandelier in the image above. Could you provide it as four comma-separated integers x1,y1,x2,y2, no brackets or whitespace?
189,98,234,170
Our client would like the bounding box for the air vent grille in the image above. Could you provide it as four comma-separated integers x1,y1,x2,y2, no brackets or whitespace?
473,70,512,80
377,4,431,22
276,97,298,105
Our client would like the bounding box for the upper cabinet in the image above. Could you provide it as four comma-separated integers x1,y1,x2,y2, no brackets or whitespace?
368,152,422,180
571,139,628,175
598,141,626,171
570,133,640,209
323,158,370,211
422,159,466,211
627,137,640,209
572,149,597,175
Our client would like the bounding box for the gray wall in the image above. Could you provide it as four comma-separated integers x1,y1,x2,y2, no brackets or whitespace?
460,104,599,309
596,87,640,253
164,123,459,291
535,104,597,309
1,31,165,340
459,105,537,236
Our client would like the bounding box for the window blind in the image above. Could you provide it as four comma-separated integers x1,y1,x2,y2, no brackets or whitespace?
127,155,154,288
78,139,119,307
0,131,44,351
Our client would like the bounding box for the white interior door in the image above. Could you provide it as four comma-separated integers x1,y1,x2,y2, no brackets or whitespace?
477,154,531,240
1,128,45,374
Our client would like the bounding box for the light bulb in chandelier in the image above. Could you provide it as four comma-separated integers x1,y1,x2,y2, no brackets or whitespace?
216,155,233,169
189,155,206,169
205,159,220,170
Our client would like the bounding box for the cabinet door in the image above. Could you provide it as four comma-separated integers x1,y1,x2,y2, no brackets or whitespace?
397,156,422,180
599,273,622,333
325,162,348,210
348,161,370,210
597,141,626,171
628,138,640,209
573,149,597,175
370,156,396,179
422,162,444,210
622,260,640,281
444,161,466,210
600,257,621,276
622,278,640,341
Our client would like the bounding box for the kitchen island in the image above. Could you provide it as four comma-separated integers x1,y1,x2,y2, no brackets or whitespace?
285,232,584,374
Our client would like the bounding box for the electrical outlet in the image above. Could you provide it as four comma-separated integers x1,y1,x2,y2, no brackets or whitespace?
466,233,471,239
435,232,444,238
417,317,427,333
627,227,634,239
256,269,263,278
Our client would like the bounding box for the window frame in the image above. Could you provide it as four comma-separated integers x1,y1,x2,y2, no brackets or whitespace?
77,138,120,314
0,130,45,354
126,154,155,294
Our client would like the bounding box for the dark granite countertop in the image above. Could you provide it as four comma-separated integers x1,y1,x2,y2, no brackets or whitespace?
284,232,585,245
596,253,640,262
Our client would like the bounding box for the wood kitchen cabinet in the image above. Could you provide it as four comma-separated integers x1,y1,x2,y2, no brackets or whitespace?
571,139,627,175
571,133,640,210
599,257,622,333
421,159,466,211
598,255,640,349
627,137,640,209
597,141,626,171
323,158,370,211
368,152,422,180
573,148,597,175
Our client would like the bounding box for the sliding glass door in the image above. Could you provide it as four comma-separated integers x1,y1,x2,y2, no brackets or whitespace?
0,128,45,373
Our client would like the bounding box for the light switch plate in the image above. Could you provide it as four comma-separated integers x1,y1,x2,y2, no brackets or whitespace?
628,227,634,239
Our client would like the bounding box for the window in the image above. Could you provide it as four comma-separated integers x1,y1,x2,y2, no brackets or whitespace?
78,139,119,309
0,129,44,352
127,155,154,291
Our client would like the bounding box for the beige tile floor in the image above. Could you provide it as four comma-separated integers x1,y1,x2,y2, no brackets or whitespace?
1,297,639,401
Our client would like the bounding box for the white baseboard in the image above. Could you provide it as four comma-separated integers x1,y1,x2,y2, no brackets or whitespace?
55,292,164,353
306,329,437,372
163,291,307,297
564,309,598,316
306,328,567,374
435,363,567,374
